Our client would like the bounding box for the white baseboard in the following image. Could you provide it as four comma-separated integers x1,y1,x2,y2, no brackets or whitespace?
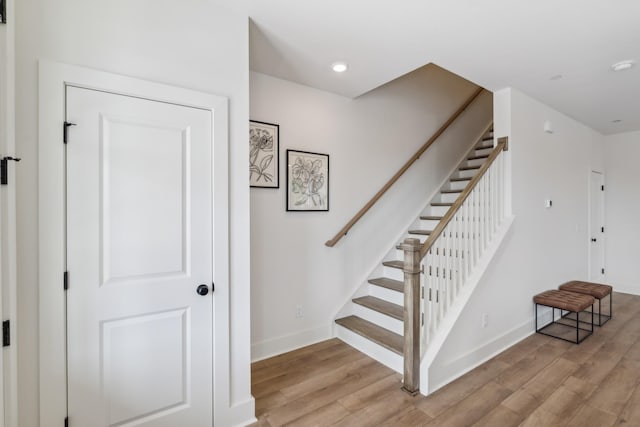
224,397,257,427
427,317,533,394
251,324,332,362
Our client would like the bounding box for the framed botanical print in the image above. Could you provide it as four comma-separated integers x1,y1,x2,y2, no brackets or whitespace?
286,150,329,211
249,120,279,188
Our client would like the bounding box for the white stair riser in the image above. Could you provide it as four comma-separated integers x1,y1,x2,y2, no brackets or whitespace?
455,169,477,179
369,284,404,306
464,157,486,168
435,193,459,204
419,219,440,229
352,304,403,335
448,180,469,191
335,326,403,373
383,266,404,281
474,146,492,156
428,205,450,216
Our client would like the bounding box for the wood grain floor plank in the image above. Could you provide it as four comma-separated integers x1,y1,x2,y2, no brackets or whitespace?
472,404,523,427
520,357,579,401
536,386,583,422
264,359,391,425
414,359,510,418
501,389,541,418
586,357,640,416
337,373,402,412
331,391,416,427
567,404,618,427
615,383,640,425
378,407,433,426
563,375,598,400
251,292,639,427
519,407,563,427
494,342,567,391
281,402,350,427
252,338,342,371
253,347,365,398
423,381,511,426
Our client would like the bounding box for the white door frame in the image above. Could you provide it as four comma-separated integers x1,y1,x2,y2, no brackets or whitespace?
38,61,230,427
588,170,605,280
0,1,18,423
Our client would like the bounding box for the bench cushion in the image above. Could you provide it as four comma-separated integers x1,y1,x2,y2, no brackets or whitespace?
534,290,595,313
559,280,612,300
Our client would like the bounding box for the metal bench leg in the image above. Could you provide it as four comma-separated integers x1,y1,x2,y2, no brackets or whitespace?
576,308,579,344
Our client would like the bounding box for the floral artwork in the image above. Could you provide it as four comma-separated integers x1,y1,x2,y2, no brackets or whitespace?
287,150,329,211
250,121,279,188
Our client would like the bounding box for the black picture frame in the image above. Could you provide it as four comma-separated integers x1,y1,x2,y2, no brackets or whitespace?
249,120,279,188
286,149,329,212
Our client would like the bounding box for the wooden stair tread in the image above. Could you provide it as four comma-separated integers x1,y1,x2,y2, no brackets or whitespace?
468,154,489,161
382,260,403,270
353,296,403,320
476,144,493,150
368,277,403,293
450,177,472,182
459,165,481,171
420,215,443,220
335,315,403,355
409,229,431,235
482,137,493,142
431,202,453,206
441,189,463,194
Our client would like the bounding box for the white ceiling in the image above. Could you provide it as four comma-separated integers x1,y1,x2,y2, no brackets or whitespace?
247,0,640,135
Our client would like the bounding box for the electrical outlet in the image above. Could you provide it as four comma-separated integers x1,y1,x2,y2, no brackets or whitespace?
482,313,488,328
295,305,303,319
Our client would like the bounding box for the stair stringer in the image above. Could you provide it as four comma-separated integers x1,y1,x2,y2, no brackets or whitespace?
330,124,492,326
419,215,515,395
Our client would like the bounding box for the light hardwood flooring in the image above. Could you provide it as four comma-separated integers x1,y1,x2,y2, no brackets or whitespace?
250,292,640,426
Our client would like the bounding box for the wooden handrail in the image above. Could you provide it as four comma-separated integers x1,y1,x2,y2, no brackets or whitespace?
419,137,508,259
325,87,485,247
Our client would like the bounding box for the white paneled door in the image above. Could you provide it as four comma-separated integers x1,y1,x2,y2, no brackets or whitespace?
66,86,213,426
590,171,605,281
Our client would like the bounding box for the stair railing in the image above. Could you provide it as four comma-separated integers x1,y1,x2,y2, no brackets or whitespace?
401,137,509,394
325,87,485,247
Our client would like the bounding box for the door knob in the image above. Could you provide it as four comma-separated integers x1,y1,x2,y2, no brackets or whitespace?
196,284,209,296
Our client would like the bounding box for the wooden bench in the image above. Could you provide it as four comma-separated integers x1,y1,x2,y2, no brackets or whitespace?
534,290,595,344
559,280,612,326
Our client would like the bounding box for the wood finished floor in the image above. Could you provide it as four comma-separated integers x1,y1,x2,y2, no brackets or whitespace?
250,292,640,426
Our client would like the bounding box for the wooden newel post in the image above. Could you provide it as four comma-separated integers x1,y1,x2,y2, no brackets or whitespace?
401,237,421,395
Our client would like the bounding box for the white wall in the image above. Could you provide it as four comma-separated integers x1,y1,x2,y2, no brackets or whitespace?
429,88,604,390
15,1,253,426
603,130,640,294
250,66,492,360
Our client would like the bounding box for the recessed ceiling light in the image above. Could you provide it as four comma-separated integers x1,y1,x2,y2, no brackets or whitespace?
550,74,563,81
332,62,348,73
611,60,635,72
612,119,622,123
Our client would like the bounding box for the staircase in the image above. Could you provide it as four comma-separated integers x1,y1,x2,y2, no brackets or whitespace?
334,125,509,391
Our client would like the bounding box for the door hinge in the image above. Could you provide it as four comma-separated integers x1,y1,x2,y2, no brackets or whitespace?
2,320,10,347
421,312,424,326
601,185,604,191
64,271,69,290
602,268,605,275
601,226,604,233
63,122,77,144
1,156,21,185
